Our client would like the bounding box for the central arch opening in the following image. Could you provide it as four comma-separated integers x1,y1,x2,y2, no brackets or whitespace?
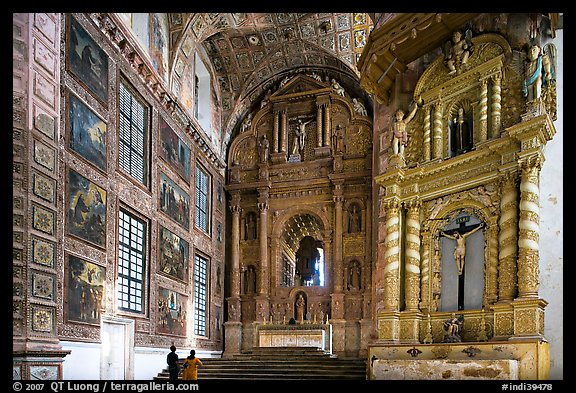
281,213,324,287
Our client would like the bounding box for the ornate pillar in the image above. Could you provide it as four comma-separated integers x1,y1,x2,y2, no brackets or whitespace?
230,193,243,299
479,78,489,142
270,237,280,288
324,102,331,148
404,201,421,311
257,189,269,295
280,108,288,153
383,199,401,310
517,160,541,298
272,109,279,153
432,102,443,160
419,226,431,311
498,172,519,302
333,181,344,293
423,105,431,161
485,221,500,305
316,103,323,147
491,72,502,137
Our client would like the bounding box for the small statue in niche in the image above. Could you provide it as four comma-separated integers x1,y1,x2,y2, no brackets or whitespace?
347,261,361,290
244,213,257,240
258,134,269,163
391,100,419,156
243,265,257,295
295,293,306,323
348,204,361,233
450,107,473,155
443,313,464,343
443,29,473,75
332,124,345,154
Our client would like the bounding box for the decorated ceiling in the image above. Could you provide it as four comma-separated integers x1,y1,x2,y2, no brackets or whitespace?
166,13,373,156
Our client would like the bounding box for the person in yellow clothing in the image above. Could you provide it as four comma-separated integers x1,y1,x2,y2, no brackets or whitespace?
181,349,203,380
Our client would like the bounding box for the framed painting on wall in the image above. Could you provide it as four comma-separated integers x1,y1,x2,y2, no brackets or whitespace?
156,287,187,336
158,225,189,282
159,116,190,182
67,92,107,172
66,15,109,105
65,253,106,325
159,172,189,230
67,168,107,248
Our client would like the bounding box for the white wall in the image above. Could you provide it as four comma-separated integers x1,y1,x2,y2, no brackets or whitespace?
62,341,222,380
539,28,563,380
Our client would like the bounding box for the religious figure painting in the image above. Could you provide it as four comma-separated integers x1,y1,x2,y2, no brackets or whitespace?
159,172,190,230
67,169,107,248
67,16,109,104
65,254,105,325
159,116,190,182
149,13,169,83
156,287,187,336
158,226,189,282
68,92,107,172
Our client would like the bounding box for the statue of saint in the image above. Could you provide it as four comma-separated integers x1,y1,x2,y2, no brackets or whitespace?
443,313,464,342
295,294,306,323
258,134,269,163
391,101,419,156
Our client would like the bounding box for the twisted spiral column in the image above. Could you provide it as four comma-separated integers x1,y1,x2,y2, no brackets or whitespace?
517,161,541,298
405,201,422,311
498,173,519,302
383,200,401,310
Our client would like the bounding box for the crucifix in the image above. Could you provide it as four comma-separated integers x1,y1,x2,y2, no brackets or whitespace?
440,217,484,310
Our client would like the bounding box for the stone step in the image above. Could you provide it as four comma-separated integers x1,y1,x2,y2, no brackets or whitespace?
155,346,367,380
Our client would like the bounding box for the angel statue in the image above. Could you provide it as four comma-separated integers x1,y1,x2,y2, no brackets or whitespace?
443,29,473,75
509,43,556,103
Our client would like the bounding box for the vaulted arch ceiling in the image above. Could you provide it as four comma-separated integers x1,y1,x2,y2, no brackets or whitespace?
169,13,373,158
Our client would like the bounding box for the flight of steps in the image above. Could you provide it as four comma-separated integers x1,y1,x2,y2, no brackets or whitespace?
155,346,367,380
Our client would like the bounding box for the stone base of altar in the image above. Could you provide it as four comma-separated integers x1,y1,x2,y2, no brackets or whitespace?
256,323,332,353
367,339,549,380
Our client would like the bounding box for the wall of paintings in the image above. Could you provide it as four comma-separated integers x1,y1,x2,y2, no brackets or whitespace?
27,13,226,357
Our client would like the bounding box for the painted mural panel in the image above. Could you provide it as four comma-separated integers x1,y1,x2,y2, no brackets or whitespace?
67,16,109,104
159,116,190,182
65,254,105,325
68,92,107,172
150,13,169,83
158,225,189,282
156,287,187,336
159,172,190,230
67,168,107,248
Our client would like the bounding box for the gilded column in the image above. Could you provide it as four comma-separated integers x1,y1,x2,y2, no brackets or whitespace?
498,173,518,302
333,183,344,292
383,199,401,310
324,103,331,147
272,109,279,153
419,226,431,311
423,105,431,161
316,104,323,147
491,72,502,138
517,160,541,298
479,79,489,142
485,222,500,305
257,189,269,295
230,193,242,298
432,102,443,160
270,237,280,288
404,201,421,311
280,109,288,152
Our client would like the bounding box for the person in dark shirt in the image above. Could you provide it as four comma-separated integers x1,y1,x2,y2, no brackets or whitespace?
166,345,179,382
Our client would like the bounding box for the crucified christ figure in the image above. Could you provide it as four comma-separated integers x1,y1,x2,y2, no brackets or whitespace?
441,223,484,275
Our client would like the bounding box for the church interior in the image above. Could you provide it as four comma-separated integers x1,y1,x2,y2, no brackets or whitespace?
12,12,563,381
